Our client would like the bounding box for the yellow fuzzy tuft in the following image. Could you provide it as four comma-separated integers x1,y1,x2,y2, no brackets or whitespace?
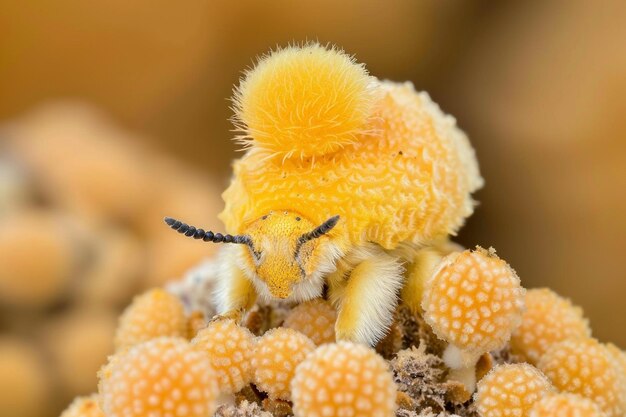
222,81,482,248
232,43,375,159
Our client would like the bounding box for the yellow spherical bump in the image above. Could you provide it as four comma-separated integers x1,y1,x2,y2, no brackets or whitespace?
0,336,50,417
538,338,626,417
0,210,77,308
292,341,397,417
530,393,605,417
42,308,116,396
191,319,256,394
475,363,554,417
233,43,375,159
283,299,337,345
99,337,218,417
78,229,144,306
511,288,591,364
8,104,153,222
222,81,482,249
60,395,105,417
607,343,626,378
252,328,315,400
114,288,187,350
422,248,525,357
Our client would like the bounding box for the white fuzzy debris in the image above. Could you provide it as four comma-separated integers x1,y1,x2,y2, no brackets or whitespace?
166,258,219,317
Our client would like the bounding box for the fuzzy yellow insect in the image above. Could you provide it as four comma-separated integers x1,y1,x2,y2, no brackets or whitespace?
165,43,482,345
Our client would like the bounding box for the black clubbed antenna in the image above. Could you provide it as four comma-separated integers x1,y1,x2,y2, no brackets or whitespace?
163,217,252,245
297,215,340,246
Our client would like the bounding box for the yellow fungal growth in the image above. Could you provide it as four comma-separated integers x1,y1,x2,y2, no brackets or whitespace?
187,310,207,339
0,336,50,417
510,288,591,364
0,210,76,309
114,288,187,350
60,395,105,417
529,393,605,417
233,43,375,160
79,229,144,307
252,328,315,400
421,247,525,390
222,44,482,250
42,308,116,396
607,343,626,377
191,319,256,394
99,337,218,417
537,338,626,417
475,363,554,417
283,299,337,345
292,341,397,417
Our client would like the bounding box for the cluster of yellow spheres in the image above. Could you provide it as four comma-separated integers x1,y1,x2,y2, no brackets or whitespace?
53,43,626,417
70,243,626,417
64,285,399,417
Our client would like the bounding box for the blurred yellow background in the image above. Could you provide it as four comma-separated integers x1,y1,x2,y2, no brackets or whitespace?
0,1,625,416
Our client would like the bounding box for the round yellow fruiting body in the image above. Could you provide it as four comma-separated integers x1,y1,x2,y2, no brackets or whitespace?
0,210,76,308
538,338,626,417
283,299,337,345
0,337,50,417
530,393,605,417
422,248,525,358
607,343,626,377
475,363,554,417
252,328,315,400
7,104,153,222
42,308,116,396
233,43,375,160
511,288,590,364
99,337,218,417
79,229,144,306
222,45,482,250
114,288,187,350
292,341,397,417
60,395,105,417
191,319,256,394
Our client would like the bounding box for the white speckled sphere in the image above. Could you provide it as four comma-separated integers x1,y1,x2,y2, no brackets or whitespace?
292,341,397,417
538,338,626,417
191,319,256,394
252,328,315,401
475,363,554,417
99,337,218,417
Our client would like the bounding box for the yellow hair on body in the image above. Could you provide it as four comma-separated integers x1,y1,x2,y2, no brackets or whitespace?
222,47,483,249
233,43,376,159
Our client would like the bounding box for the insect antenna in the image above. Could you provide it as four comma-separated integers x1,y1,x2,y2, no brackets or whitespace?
297,215,340,247
163,217,252,245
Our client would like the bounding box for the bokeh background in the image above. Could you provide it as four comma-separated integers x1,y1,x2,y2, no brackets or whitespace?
0,1,624,416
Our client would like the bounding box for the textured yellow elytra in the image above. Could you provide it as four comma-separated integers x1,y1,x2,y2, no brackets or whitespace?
223,44,482,249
